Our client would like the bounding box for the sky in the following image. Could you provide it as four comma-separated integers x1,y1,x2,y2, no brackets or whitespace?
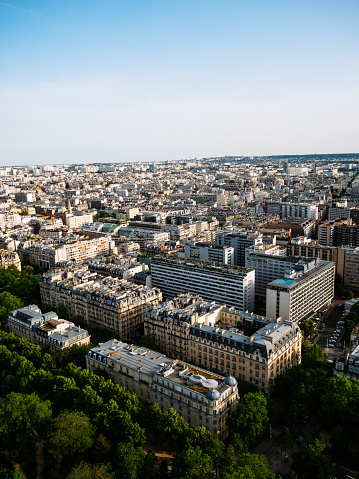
0,0,359,166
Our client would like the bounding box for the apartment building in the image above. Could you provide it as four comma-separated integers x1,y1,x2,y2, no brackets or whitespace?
328,205,351,221
268,217,316,238
266,260,335,322
128,221,197,241
318,219,352,246
0,249,21,270
14,191,36,203
216,231,263,266
65,212,94,229
22,236,114,269
334,345,359,381
151,256,255,311
40,265,162,339
145,295,223,360
145,299,302,390
184,242,234,265
8,304,90,352
266,202,318,220
0,212,22,231
343,248,359,291
333,225,359,248
246,252,319,298
86,339,239,439
287,237,346,277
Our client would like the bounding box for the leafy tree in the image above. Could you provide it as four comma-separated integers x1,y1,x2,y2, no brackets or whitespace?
172,445,214,479
301,343,324,369
137,333,160,351
56,302,69,320
66,462,115,479
300,319,315,338
0,392,52,462
0,291,23,324
114,442,147,479
330,424,347,456
233,453,275,479
0,265,41,305
321,376,355,417
48,410,95,462
279,426,295,452
93,434,112,463
227,392,268,448
292,439,333,479
0,470,26,479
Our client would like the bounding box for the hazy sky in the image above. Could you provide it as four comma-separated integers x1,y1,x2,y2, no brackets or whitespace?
1,0,359,166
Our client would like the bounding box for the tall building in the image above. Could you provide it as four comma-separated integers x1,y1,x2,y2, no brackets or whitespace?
216,231,263,266
287,237,346,278
151,256,255,311
266,260,335,322
86,339,239,439
318,219,353,246
343,247,359,291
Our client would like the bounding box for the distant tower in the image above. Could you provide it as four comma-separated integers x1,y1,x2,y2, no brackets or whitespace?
283,162,289,172
67,198,72,213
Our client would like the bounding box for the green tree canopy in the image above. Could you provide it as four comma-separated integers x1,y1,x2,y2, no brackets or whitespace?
0,392,52,462
171,445,214,479
48,410,95,462
0,291,23,324
292,438,333,479
227,392,268,448
301,343,324,369
66,462,115,479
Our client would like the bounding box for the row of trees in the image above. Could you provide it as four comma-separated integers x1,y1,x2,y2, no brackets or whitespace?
0,330,275,479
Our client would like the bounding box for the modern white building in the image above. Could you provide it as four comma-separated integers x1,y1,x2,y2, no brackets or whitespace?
246,251,317,298
151,257,255,311
266,260,335,322
65,212,94,229
23,236,115,269
280,203,318,220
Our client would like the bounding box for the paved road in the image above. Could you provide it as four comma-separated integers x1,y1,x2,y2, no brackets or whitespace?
314,300,346,358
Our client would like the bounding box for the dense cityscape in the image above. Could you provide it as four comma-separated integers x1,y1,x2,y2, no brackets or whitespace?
1,154,359,478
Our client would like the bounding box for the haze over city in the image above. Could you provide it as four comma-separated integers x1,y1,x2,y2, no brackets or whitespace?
1,0,359,166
